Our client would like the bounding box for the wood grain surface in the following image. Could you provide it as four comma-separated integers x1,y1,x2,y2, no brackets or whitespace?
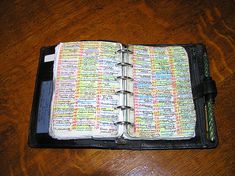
0,0,234,175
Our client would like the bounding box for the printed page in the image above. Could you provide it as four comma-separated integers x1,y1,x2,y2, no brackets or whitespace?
49,41,122,139
127,45,196,139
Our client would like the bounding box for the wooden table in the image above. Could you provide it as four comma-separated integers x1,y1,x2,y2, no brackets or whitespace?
0,0,234,175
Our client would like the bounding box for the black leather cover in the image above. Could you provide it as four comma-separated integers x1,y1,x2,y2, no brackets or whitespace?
28,43,218,149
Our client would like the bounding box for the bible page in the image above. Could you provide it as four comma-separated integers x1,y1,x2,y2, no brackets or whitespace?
127,45,196,140
49,41,123,139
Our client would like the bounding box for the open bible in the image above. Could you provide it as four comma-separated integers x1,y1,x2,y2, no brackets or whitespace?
49,41,197,140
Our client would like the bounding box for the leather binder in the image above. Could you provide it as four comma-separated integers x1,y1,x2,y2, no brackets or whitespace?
28,42,218,149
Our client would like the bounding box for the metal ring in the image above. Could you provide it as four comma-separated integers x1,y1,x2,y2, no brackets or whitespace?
114,121,134,126
115,90,133,95
116,76,133,81
116,62,133,67
116,49,133,54
115,105,134,111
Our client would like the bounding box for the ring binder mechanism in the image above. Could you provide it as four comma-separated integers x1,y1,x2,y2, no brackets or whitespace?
114,44,134,137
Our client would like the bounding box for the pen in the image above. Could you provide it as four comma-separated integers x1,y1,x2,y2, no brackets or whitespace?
203,53,216,142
